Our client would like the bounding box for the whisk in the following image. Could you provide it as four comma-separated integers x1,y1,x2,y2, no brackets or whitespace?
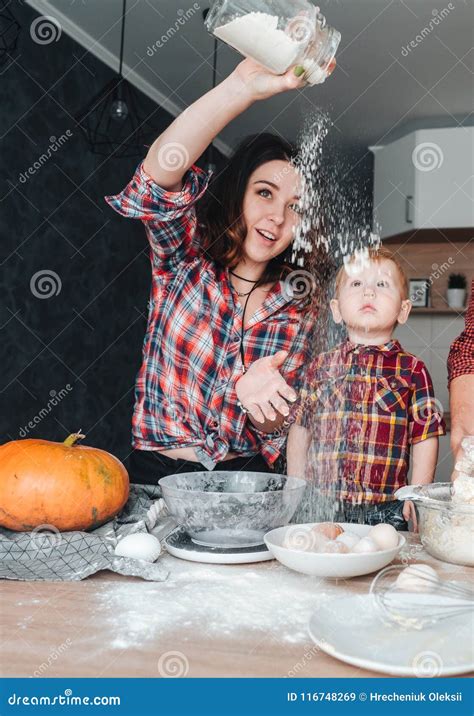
370,564,474,630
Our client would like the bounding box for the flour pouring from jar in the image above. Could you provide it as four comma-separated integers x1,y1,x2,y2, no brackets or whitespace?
205,0,341,85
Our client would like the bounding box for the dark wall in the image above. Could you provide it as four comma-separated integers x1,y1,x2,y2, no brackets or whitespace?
0,3,224,465
0,5,371,467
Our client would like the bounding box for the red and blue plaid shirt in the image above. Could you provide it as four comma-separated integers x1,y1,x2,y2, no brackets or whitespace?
293,339,446,503
448,279,474,384
105,162,312,468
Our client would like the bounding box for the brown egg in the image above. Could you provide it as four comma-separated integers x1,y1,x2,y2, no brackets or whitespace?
311,522,344,540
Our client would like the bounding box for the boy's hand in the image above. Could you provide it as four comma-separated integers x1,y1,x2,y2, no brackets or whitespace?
403,500,418,532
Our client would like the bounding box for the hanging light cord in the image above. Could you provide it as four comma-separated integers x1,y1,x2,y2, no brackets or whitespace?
118,0,127,78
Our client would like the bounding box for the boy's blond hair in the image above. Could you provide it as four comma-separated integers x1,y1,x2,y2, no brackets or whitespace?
334,248,409,299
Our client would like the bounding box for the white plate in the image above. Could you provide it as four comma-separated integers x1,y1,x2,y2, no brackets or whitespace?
309,593,474,676
164,527,274,564
264,523,405,578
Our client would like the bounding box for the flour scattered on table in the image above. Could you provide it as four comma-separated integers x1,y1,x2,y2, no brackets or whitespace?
92,557,336,650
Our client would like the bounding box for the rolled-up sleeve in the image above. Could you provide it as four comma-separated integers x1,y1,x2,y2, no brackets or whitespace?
409,361,446,444
105,161,211,270
447,280,474,385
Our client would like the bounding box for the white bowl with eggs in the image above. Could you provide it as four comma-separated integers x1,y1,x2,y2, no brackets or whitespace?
264,522,406,578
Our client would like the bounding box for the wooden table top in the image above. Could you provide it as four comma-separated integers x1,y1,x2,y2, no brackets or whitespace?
2,534,472,678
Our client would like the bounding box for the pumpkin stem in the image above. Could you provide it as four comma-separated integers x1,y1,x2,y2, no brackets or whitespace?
63,431,86,447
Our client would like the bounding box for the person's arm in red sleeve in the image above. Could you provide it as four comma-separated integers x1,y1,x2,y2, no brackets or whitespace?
105,58,308,273
105,162,210,271
143,58,307,191
448,280,474,463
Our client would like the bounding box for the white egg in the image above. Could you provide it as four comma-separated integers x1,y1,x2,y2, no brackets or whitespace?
351,537,379,554
114,533,162,562
321,540,349,554
395,564,439,592
336,532,360,550
368,523,399,551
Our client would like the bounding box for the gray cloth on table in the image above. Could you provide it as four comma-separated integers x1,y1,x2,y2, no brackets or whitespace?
0,485,175,582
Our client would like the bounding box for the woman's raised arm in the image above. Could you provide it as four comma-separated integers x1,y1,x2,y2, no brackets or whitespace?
143,58,307,191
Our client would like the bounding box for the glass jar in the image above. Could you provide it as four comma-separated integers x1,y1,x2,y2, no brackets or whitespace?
205,0,340,85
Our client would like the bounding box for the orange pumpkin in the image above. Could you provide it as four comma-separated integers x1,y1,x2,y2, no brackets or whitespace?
0,432,129,532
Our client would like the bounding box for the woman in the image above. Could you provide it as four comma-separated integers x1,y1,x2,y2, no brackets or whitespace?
106,58,320,485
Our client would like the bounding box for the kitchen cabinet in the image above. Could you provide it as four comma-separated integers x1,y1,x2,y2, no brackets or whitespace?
371,127,474,240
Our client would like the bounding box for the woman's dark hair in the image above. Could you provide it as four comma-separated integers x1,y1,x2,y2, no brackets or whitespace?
197,133,299,287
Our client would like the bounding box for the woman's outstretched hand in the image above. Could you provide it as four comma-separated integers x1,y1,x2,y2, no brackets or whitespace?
235,350,298,424
231,57,309,101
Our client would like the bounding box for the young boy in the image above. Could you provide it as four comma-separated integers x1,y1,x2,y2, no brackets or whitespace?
287,248,446,530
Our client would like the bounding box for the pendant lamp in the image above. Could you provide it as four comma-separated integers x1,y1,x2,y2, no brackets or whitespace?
77,0,157,158
0,1,21,66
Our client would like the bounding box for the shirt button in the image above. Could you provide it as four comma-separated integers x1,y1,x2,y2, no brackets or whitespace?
356,403,362,409
210,420,219,428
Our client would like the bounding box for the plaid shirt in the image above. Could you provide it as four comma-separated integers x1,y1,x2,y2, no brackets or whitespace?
448,279,474,384
105,162,312,469
293,339,446,503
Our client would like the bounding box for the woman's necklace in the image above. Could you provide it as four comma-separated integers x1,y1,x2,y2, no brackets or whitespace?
229,271,265,373
229,270,258,283
229,270,260,297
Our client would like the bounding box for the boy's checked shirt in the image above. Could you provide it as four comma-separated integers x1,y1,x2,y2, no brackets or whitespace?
293,339,446,503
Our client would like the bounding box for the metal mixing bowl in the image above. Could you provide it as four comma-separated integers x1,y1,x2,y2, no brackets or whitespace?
160,471,306,548
397,483,474,566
